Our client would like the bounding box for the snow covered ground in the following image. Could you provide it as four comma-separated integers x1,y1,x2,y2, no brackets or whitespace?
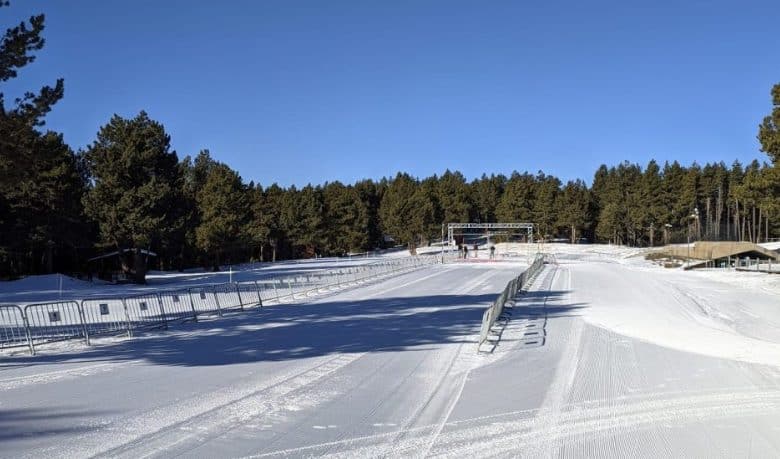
0,257,389,305
2,245,780,457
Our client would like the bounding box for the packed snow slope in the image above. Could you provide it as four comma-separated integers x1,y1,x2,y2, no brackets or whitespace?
2,245,780,458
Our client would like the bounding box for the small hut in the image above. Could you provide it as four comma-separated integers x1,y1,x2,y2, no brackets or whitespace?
87,249,157,283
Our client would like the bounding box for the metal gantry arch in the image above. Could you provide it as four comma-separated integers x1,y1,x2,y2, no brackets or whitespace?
447,222,534,246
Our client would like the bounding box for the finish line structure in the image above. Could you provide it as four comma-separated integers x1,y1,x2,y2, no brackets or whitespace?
446,222,534,246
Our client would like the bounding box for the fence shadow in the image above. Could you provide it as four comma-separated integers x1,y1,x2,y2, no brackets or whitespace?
1,291,585,368
0,407,113,445
484,290,586,352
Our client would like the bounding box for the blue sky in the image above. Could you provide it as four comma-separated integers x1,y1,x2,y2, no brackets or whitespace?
3,0,779,186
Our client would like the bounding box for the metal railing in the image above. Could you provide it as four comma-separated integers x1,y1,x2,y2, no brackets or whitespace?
477,253,546,350
1,255,448,355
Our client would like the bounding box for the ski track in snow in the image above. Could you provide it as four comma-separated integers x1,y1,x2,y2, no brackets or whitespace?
0,360,140,391
4,246,780,458
24,352,364,459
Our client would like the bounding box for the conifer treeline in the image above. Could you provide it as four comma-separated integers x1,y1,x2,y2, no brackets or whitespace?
1,3,779,280
3,108,778,279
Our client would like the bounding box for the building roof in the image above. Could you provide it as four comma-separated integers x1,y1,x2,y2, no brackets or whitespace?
87,248,158,263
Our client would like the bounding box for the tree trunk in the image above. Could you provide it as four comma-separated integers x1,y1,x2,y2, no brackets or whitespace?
766,212,770,243
120,248,147,284
716,187,722,239
133,249,147,283
726,198,731,240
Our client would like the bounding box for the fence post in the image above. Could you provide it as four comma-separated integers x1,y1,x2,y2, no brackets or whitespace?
187,289,198,322
121,298,133,337
254,281,263,307
235,283,244,311
78,301,90,346
213,287,223,317
22,311,35,356
272,279,280,302
156,293,169,329
287,279,294,298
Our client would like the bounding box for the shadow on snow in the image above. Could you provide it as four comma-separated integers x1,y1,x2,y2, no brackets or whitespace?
1,291,585,368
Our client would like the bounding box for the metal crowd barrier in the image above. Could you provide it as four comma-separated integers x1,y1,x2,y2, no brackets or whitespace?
24,301,86,348
0,304,32,353
478,253,546,350
82,297,131,339
1,254,449,355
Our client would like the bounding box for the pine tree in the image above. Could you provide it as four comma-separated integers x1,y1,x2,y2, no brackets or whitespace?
82,112,184,283
0,3,64,125
323,182,369,255
532,171,560,240
0,2,82,276
437,170,472,224
407,177,441,250
557,180,590,243
354,179,384,249
758,83,780,166
471,173,505,223
757,83,780,239
379,173,420,253
179,150,217,268
194,163,249,269
594,166,623,244
262,184,286,261
640,160,664,246
279,185,326,258
495,172,535,224
245,183,272,262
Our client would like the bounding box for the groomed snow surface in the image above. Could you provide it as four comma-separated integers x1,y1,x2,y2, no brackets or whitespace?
2,244,780,458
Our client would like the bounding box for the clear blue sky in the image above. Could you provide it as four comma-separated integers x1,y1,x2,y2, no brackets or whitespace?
4,0,779,186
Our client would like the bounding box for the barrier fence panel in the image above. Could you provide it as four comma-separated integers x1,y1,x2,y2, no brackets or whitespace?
0,304,31,352
288,277,303,296
255,281,278,304
306,274,325,292
214,283,242,311
478,253,546,351
4,256,445,355
81,297,131,338
237,282,262,307
159,290,197,322
123,293,168,331
24,301,86,348
188,286,221,316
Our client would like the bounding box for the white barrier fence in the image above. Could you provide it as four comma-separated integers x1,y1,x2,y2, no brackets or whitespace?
1,255,449,355
477,253,546,351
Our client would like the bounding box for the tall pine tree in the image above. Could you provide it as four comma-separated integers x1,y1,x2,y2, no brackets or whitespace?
83,112,184,283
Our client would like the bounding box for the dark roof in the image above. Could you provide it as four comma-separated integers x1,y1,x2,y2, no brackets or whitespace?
87,249,157,263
